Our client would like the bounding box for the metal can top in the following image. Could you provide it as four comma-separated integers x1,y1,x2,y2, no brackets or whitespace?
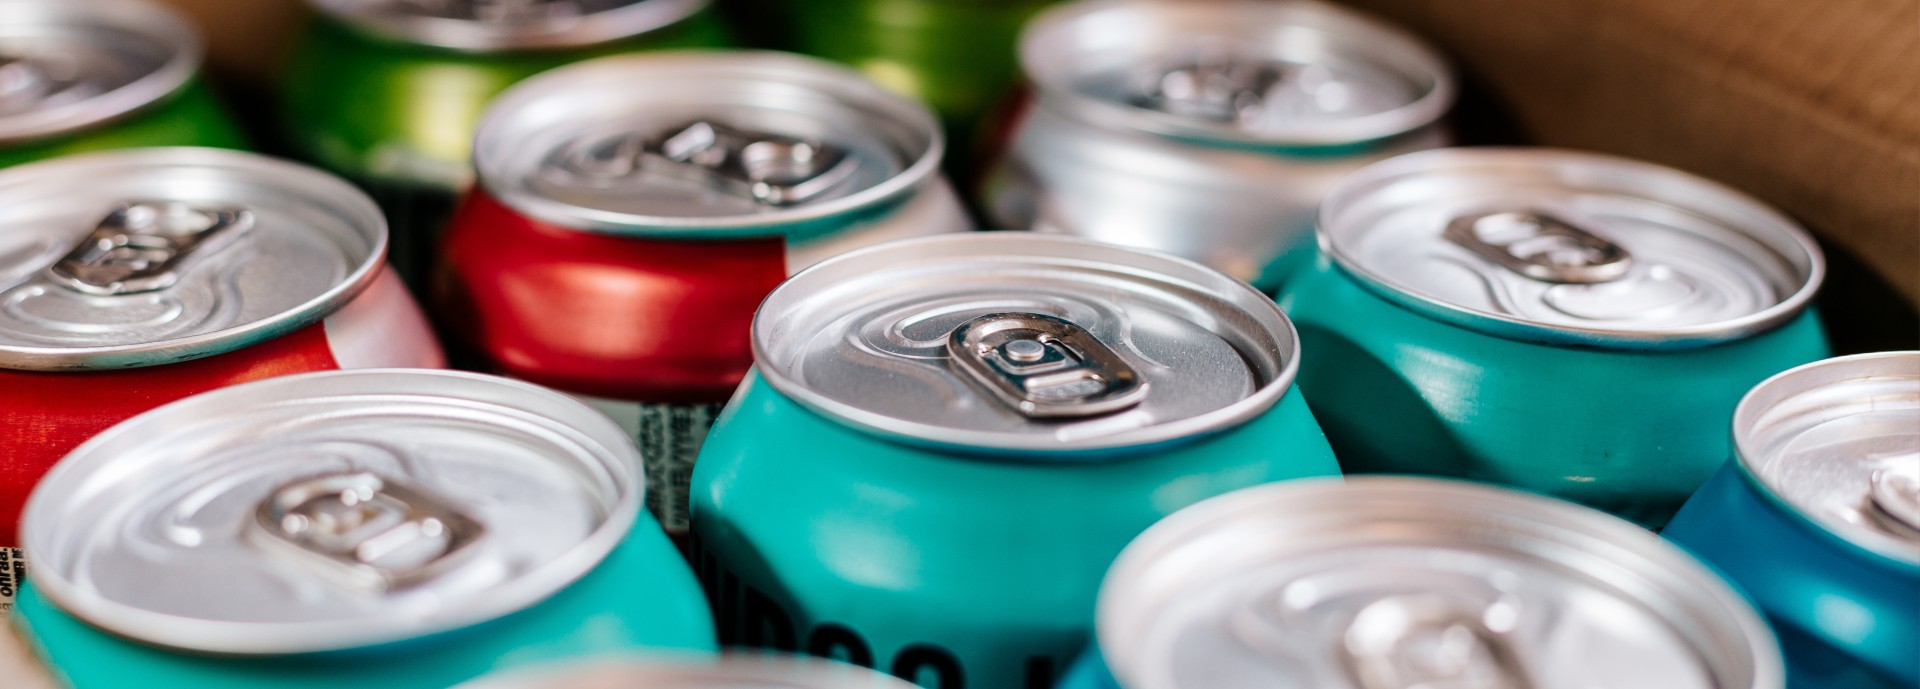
0,147,385,371
1019,0,1454,148
455,655,921,689
308,0,711,51
752,233,1298,454
1098,477,1783,689
474,51,941,237
1734,351,1920,568
1318,148,1823,348
20,369,643,655
0,0,202,144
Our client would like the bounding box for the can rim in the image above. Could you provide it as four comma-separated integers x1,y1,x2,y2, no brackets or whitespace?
307,0,711,52
751,233,1301,453
1096,476,1786,689
1317,147,1825,349
474,51,945,237
1731,351,1920,570
1020,0,1457,148
0,147,388,371
0,0,203,144
19,368,645,655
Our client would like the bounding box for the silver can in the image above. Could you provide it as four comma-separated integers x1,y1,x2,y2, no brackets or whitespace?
0,0,205,147
456,654,921,689
310,0,713,51
1089,476,1784,689
983,0,1455,291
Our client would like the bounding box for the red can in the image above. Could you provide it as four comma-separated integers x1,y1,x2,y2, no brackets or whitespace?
438,52,971,540
0,148,444,556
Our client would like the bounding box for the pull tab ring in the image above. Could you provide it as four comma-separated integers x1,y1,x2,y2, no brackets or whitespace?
1443,210,1633,284
1341,593,1538,689
48,201,254,296
946,312,1149,419
253,471,485,592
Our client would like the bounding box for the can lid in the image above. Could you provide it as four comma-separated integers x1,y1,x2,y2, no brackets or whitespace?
1318,148,1823,348
0,148,386,371
0,0,201,144
1098,477,1783,689
474,51,941,237
455,655,922,689
752,233,1298,454
1020,0,1454,148
20,369,643,655
1734,351,1920,568
308,0,711,51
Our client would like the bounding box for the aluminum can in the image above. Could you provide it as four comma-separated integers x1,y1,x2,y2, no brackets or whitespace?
281,0,731,289
456,654,921,689
1275,147,1830,528
1056,476,1784,689
0,0,247,169
440,51,972,542
1663,352,1920,689
982,0,1454,291
12,369,716,688
689,233,1340,689
0,147,444,596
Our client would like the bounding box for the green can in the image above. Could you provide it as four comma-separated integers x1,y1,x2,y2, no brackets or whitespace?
0,0,247,169
12,370,714,688
281,0,731,289
1275,147,1831,529
690,234,1340,689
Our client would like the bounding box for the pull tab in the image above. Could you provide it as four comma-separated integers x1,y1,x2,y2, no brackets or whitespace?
562,120,856,206
1869,469,1920,537
394,0,578,21
1134,49,1290,125
1444,210,1633,284
254,472,484,592
1341,594,1537,689
48,201,253,296
947,312,1149,419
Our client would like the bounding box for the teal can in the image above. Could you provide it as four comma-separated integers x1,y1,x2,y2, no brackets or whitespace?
11,370,715,688
1275,147,1831,528
1663,352,1920,689
690,234,1340,689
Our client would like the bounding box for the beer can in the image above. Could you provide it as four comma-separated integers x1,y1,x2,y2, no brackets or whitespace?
982,0,1454,291
1058,476,1783,689
280,0,732,288
690,233,1340,689
12,369,716,688
0,147,443,579
1663,352,1920,689
1275,147,1830,528
0,0,247,169
456,654,920,689
440,51,972,541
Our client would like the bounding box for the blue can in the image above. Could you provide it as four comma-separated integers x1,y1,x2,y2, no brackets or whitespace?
1664,352,1920,689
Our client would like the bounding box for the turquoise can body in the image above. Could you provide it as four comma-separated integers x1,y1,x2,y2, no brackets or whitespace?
11,518,716,689
1275,251,1831,529
1664,462,1920,689
689,372,1340,689
1054,648,1117,689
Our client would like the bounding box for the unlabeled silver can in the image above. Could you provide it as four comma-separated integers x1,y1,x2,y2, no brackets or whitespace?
983,0,1455,291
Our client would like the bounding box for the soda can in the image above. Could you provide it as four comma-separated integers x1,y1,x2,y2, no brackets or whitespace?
280,0,731,288
1275,147,1830,528
1057,476,1784,689
0,147,443,596
12,369,716,688
440,51,972,542
455,654,920,689
982,0,1454,291
1663,352,1920,689
0,0,247,169
690,233,1340,689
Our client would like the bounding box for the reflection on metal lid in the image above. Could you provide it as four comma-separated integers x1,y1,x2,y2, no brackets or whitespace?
0,0,201,143
309,0,710,51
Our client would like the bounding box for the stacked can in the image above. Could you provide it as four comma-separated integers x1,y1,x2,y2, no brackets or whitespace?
0,0,246,168
0,148,443,611
456,654,921,689
437,51,971,542
13,370,714,688
1277,148,1830,528
690,234,1339,688
1059,477,1784,689
983,0,1454,291
1664,352,1920,689
281,0,731,287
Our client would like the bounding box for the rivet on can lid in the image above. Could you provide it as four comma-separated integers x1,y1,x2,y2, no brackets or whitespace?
947,312,1149,419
